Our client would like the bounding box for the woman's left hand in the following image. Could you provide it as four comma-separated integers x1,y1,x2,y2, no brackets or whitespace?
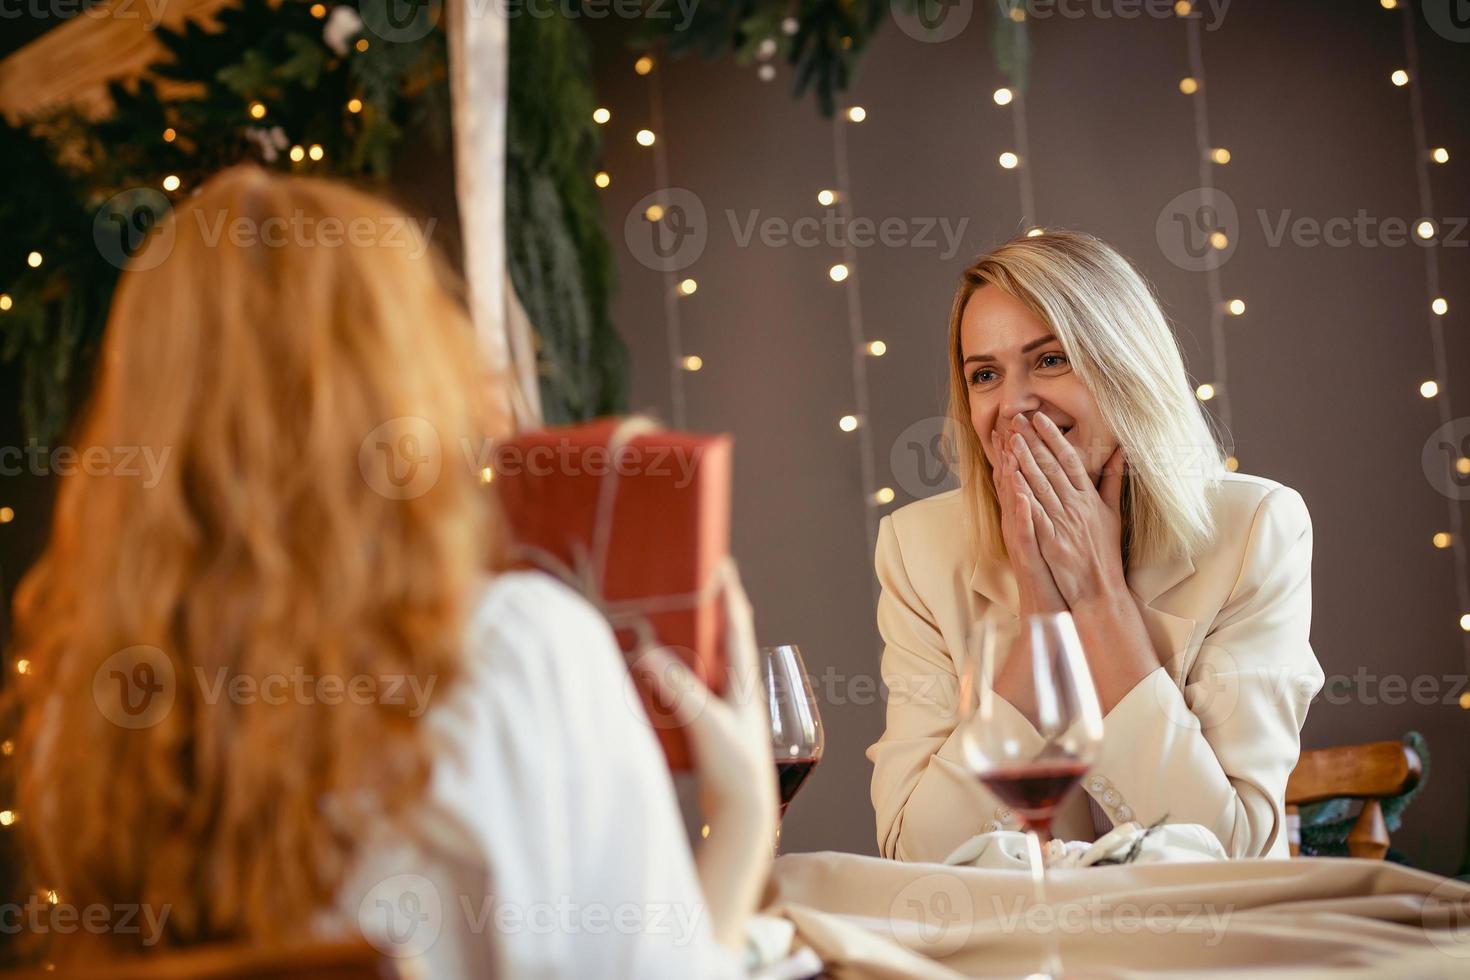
1005,412,1127,608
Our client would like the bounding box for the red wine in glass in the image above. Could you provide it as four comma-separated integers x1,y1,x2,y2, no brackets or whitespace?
762,644,824,854
775,757,820,818
978,760,1090,833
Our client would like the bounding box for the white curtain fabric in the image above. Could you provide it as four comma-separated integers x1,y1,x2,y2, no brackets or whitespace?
446,0,542,427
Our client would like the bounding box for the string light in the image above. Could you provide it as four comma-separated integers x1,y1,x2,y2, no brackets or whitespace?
1391,69,1409,87
828,263,849,282
0,740,11,756
289,145,306,163
1431,297,1448,316
1181,13,1236,461
845,106,867,123
1174,0,1192,14
310,2,326,16
1435,533,1453,549
644,204,664,222
347,98,363,114
249,101,266,119
874,487,895,504
594,171,611,188
26,251,41,268
14,659,30,676
593,107,611,124
838,415,859,432
0,506,12,521
817,189,836,206
1419,380,1439,399
1462,614,1470,633
1459,458,1470,476
1430,147,1449,164
639,56,692,426
0,810,16,827
1416,219,1435,240
636,129,656,146
866,340,887,357
480,467,494,485
678,278,698,296
634,55,654,76
993,87,1013,106
308,144,325,161
162,174,181,192
1380,0,1398,8
998,151,1019,169
682,355,703,372
163,127,177,142
0,295,12,312
355,38,369,53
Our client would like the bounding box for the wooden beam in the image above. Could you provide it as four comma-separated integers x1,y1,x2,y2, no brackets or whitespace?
0,0,237,124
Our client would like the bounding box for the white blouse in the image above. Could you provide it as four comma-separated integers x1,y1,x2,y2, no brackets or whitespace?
332,571,745,979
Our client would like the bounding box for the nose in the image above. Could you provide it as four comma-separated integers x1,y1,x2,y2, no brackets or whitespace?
997,375,1043,432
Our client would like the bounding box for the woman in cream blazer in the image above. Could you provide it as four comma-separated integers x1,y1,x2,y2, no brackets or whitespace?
868,231,1324,864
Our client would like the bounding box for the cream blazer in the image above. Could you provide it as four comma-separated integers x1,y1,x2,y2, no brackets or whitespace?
867,472,1325,863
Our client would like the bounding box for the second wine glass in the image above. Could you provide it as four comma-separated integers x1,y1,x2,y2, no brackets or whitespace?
957,612,1104,979
761,644,824,855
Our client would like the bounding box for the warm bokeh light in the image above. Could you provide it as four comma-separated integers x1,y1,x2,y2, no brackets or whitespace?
355,38,369,53
162,174,181,192
1227,299,1246,316
1433,532,1452,549
1391,69,1409,87
310,2,326,16
347,98,363,114
1210,147,1231,165
593,107,611,124
308,144,324,161
1416,220,1435,239
1431,297,1448,316
829,263,849,282
846,106,867,123
1179,77,1198,95
1420,380,1439,399
874,487,896,504
163,127,177,142
838,415,859,432
817,189,836,206
1210,231,1229,250
1195,383,1216,402
998,151,1019,169
682,355,704,372
0,505,13,522
644,204,664,222
867,340,887,356
1225,456,1240,472
1431,147,1449,164
26,251,42,268
289,145,306,162
634,55,655,76
480,467,494,485
636,129,656,146
594,171,611,188
678,278,698,296
993,88,1013,106
1027,227,1045,237
249,101,266,120
0,295,12,312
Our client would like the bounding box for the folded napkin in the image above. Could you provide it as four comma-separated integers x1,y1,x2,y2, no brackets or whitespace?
943,821,1229,870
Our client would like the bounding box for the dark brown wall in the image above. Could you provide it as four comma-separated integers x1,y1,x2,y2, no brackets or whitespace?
592,0,1470,872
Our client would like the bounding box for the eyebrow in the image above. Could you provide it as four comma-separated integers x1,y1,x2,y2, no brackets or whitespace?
963,333,1060,365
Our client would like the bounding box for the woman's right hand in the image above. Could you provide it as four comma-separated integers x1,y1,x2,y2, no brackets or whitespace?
636,560,775,951
990,428,1067,616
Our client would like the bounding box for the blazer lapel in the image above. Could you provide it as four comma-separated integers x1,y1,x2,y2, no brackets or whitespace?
969,548,1199,669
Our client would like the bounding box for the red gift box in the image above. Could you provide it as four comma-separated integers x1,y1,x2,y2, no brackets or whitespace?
490,418,731,770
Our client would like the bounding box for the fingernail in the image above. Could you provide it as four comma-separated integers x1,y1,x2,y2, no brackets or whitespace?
1015,413,1029,427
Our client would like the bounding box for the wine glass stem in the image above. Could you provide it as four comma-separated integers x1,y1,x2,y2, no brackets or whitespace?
1026,826,1062,980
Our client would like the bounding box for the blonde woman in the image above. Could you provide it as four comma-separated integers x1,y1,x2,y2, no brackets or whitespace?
7,167,772,976
868,230,1324,863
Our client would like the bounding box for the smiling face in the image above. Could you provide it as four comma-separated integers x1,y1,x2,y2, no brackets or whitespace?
960,284,1118,480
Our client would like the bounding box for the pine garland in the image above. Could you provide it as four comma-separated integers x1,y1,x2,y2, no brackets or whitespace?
0,0,625,439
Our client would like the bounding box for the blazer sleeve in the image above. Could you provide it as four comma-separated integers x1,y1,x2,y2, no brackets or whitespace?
866,515,1044,863
1083,486,1325,858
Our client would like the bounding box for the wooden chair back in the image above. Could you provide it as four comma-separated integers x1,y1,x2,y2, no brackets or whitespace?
1285,740,1422,860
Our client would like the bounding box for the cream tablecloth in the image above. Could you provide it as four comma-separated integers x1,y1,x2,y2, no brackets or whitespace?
759,851,1470,978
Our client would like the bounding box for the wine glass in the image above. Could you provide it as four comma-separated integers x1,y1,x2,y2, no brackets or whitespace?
957,613,1103,980
761,644,824,855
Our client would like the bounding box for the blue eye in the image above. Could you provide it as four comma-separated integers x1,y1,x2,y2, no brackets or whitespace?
969,367,998,386
1037,352,1069,370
